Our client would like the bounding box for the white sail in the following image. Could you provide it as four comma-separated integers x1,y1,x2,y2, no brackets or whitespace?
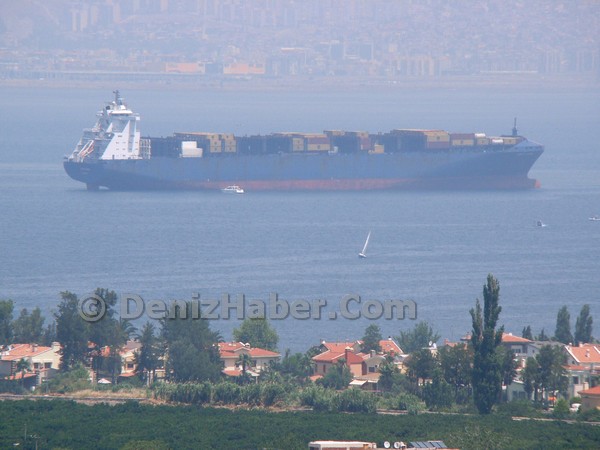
359,231,371,258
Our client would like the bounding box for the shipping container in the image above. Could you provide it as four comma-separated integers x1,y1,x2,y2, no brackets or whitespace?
501,137,519,145
451,140,474,146
426,141,451,149
181,141,203,158
424,130,450,143
292,137,304,151
450,133,476,140
359,137,371,151
307,143,331,151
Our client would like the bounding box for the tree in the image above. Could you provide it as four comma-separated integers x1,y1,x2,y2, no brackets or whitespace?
378,361,402,392
273,349,313,382
41,322,57,346
103,318,136,384
536,328,549,342
522,325,533,341
439,344,472,403
361,324,382,353
522,345,568,404
135,322,160,384
233,318,278,351
422,371,453,410
522,356,540,402
317,362,352,389
16,358,30,387
405,348,438,386
498,346,518,398
574,304,593,345
536,344,568,403
554,305,573,344
0,299,14,344
396,321,440,354
161,302,222,382
470,274,504,414
55,291,90,370
13,307,45,343
236,352,253,383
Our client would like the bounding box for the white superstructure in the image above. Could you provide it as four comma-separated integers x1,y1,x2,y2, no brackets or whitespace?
69,90,146,162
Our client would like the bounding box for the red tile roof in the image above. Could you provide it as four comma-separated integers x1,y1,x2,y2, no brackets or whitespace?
579,386,600,396
566,344,600,364
2,372,37,381
379,339,403,355
312,347,367,365
0,344,52,361
218,342,280,359
312,350,346,363
564,364,591,372
501,333,532,344
321,342,359,353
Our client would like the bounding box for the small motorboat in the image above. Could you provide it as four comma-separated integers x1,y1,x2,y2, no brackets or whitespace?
221,185,244,194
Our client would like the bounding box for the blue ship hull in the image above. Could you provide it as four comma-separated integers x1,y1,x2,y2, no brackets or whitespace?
64,140,543,191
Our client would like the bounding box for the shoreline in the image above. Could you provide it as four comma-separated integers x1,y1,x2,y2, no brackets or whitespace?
1,73,598,92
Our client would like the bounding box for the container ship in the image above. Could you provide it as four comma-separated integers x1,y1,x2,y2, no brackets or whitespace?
64,91,543,191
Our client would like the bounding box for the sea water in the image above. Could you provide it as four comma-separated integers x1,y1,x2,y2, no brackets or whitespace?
0,85,599,352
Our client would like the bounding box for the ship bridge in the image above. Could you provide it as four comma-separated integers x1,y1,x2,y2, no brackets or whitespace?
69,90,142,162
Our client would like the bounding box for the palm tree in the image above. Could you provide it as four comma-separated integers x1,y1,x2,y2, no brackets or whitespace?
15,358,30,387
236,352,253,382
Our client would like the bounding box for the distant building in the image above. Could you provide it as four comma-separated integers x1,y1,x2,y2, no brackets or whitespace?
311,338,403,390
578,386,600,412
218,342,280,378
0,342,62,388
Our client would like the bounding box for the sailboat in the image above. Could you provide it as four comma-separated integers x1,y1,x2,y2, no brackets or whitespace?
358,231,371,258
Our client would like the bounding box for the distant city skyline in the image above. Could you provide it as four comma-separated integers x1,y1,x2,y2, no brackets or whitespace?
1,0,599,85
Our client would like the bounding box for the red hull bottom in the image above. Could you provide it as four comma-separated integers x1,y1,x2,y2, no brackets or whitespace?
175,177,540,191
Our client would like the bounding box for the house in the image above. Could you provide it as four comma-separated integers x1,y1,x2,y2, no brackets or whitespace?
95,340,166,384
0,342,62,388
563,364,593,399
564,343,600,370
218,342,280,377
311,338,403,390
117,340,142,382
578,385,600,411
501,333,538,363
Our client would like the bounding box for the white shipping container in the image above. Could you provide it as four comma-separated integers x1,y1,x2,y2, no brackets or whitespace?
181,141,203,157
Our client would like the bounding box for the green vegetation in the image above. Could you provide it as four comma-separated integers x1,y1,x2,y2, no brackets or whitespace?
2,275,599,448
0,299,14,343
233,317,279,351
575,304,594,345
522,345,568,404
554,305,573,344
13,307,45,343
160,302,222,382
361,324,382,353
134,322,160,384
396,321,440,354
1,400,600,450
470,274,504,414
